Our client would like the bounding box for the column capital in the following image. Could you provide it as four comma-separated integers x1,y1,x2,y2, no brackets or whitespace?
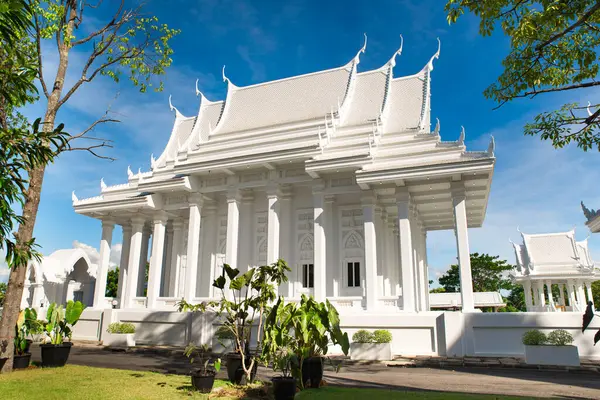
188,193,204,207
172,219,185,229
241,189,254,203
395,186,411,203
451,181,467,200
266,185,282,199
121,223,132,233
226,189,241,203
130,216,146,230
361,192,377,206
324,194,336,204
280,184,293,200
312,179,326,194
101,218,115,229
152,211,169,224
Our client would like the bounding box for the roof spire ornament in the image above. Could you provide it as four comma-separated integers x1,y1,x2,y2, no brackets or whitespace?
127,165,133,179
150,154,156,169
100,178,107,190
72,191,78,203
425,38,441,72
587,101,593,117
387,34,404,67
581,201,600,221
458,126,465,145
487,135,496,156
195,78,201,97
434,118,440,136
352,33,368,63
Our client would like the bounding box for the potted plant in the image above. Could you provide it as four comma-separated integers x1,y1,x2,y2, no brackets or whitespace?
178,259,290,385
523,329,580,366
13,308,42,369
184,343,221,393
104,322,136,347
263,295,349,391
349,329,392,361
40,300,85,367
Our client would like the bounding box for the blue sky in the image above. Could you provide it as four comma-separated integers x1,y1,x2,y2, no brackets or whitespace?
2,0,600,284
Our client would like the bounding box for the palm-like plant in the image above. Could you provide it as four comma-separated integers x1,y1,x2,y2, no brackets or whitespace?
44,301,85,345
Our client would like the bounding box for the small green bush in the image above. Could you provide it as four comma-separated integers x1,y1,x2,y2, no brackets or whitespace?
107,322,135,334
522,329,547,346
372,330,392,344
547,329,574,346
352,329,374,343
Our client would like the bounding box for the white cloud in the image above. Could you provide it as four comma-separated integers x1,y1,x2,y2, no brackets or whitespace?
72,240,122,270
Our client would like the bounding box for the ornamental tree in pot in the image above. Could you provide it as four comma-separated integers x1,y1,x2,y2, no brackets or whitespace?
184,343,221,393
104,322,136,347
13,308,43,369
522,329,579,367
263,296,349,390
349,329,393,361
40,301,85,367
178,259,290,385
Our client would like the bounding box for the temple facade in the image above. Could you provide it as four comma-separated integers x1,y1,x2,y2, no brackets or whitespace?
71,37,496,316
511,229,598,312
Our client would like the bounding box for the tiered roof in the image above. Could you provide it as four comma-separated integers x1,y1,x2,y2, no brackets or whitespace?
582,201,600,233
511,229,597,281
73,35,496,231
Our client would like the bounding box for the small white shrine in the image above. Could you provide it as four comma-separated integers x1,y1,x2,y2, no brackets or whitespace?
511,229,598,312
22,244,97,309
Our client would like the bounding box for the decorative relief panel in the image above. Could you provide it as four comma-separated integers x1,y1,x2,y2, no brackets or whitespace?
218,216,227,255
166,194,188,205
330,177,354,187
296,209,314,262
255,212,267,264
340,208,365,266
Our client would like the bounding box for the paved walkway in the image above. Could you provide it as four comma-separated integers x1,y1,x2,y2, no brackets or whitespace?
28,345,600,399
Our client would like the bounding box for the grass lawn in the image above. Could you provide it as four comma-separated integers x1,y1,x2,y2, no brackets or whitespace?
0,365,532,400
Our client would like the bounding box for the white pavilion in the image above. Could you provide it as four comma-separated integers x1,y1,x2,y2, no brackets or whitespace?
511,229,598,312
70,37,496,317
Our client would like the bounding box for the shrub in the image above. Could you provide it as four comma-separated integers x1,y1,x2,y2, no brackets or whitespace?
547,329,574,346
372,330,393,344
107,322,135,334
352,329,374,343
522,329,547,346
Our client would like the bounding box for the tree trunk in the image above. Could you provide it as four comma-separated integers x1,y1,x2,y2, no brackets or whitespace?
0,3,75,373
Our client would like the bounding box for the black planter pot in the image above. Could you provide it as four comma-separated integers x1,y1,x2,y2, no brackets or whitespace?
226,353,258,384
301,357,324,389
40,342,72,367
0,357,7,371
191,372,216,393
272,376,297,400
12,353,31,370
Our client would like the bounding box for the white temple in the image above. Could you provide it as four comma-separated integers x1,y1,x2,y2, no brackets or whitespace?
511,229,598,312
68,36,496,316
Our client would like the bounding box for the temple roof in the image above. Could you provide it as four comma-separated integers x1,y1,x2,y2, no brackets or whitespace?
582,201,600,233
511,229,596,279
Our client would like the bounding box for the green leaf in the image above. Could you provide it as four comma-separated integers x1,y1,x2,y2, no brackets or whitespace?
223,264,239,281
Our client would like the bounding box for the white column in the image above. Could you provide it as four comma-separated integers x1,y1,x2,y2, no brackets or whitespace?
566,280,577,311
169,220,184,297
146,213,167,309
577,280,587,310
313,183,327,301
586,282,594,309
225,190,240,268
184,195,203,301
415,220,427,312
396,187,415,312
325,195,337,298
116,224,132,307
523,280,533,311
536,281,546,309
385,220,396,297
137,226,151,297
451,182,475,312
266,187,281,264
545,280,555,310
125,218,145,308
161,225,174,296
558,283,566,307
93,219,115,308
375,207,386,298
362,195,379,311
198,205,217,298
239,191,254,273
421,230,430,311
280,188,294,298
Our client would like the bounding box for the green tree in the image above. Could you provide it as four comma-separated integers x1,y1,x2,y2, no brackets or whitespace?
446,1,600,151
438,253,514,293
0,0,179,373
105,268,119,298
592,281,600,311
0,282,6,306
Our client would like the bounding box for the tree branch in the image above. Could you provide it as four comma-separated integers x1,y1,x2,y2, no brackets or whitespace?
535,2,600,52
522,80,600,97
34,17,49,99
67,142,115,160
71,0,125,47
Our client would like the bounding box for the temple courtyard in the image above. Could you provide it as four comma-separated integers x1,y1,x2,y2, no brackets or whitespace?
1,344,596,399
